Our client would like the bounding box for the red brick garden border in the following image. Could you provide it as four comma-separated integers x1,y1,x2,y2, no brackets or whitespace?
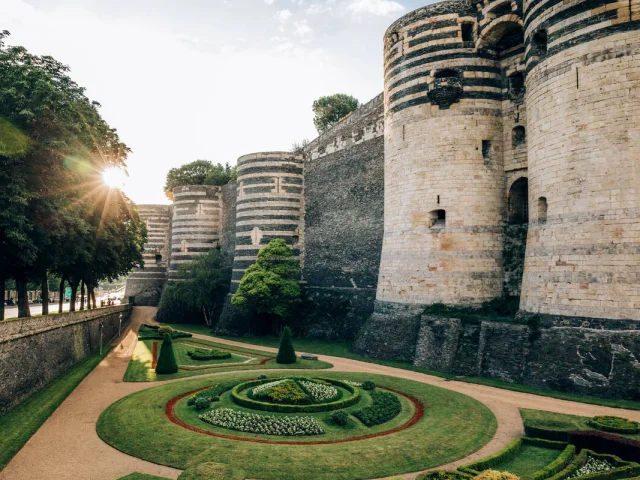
165,386,425,445
151,342,158,368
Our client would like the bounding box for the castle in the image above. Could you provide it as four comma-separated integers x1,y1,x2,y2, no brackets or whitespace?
126,0,640,399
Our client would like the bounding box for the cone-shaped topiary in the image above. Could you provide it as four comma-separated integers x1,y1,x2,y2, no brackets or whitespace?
155,333,178,374
276,326,296,364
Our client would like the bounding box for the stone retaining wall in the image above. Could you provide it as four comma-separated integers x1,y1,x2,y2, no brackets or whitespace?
0,305,132,414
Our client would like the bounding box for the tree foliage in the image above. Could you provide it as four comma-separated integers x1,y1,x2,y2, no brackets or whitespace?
231,239,301,333
155,333,178,374
276,326,297,364
164,160,237,200
0,31,146,319
156,248,231,327
312,94,360,134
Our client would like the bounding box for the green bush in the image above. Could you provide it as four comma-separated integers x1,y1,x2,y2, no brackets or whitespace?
416,471,471,480
187,348,231,361
329,410,350,426
194,397,211,411
157,326,174,336
231,378,360,413
459,439,523,475
588,416,640,435
257,375,268,380
155,333,178,374
353,390,401,427
178,462,244,480
545,449,640,480
276,326,296,364
138,324,192,340
530,444,576,480
362,380,376,391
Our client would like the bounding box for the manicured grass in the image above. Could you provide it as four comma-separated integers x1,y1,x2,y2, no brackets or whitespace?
0,347,111,470
494,444,562,476
164,326,640,411
118,474,170,480
520,409,640,441
123,337,332,382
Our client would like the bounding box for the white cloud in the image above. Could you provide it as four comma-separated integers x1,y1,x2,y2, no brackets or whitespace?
274,9,292,22
346,0,404,16
294,19,312,36
264,0,274,4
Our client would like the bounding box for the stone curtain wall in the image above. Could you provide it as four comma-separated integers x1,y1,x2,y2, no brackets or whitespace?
220,181,238,267
0,305,131,414
301,94,385,340
520,0,640,321
124,205,171,306
414,315,640,400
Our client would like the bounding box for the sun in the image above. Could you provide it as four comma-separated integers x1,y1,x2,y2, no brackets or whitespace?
102,167,127,189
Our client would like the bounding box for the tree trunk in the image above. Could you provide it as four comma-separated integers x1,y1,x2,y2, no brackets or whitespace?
41,273,49,316
87,286,92,310
59,277,65,313
0,276,5,321
80,281,85,311
91,289,97,309
69,280,79,312
17,278,31,318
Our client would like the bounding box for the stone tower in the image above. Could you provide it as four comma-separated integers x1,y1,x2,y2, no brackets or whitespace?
168,185,223,279
520,0,640,321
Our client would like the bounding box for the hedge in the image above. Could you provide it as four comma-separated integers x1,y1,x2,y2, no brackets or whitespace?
230,378,360,414
139,324,192,341
547,449,640,480
567,431,640,463
588,416,640,435
524,424,570,442
530,444,576,480
416,471,471,480
459,438,568,476
187,349,231,361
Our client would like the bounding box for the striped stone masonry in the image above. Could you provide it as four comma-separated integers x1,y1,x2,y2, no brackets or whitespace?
231,152,304,292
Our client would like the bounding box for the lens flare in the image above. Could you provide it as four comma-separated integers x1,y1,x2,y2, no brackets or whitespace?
102,167,127,189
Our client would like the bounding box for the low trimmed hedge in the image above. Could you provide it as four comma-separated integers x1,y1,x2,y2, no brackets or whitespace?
524,425,570,442
416,471,471,480
530,444,576,480
588,416,640,435
567,431,640,463
187,348,231,361
459,438,568,476
546,449,640,480
231,378,360,414
138,324,192,341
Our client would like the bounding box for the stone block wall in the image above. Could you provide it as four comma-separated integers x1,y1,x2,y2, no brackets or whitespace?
0,305,131,414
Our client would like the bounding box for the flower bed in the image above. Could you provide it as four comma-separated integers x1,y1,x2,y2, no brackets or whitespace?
546,449,640,480
417,471,471,480
588,416,640,435
353,390,401,427
186,348,232,361
252,379,311,405
199,408,324,436
567,457,613,479
299,380,339,402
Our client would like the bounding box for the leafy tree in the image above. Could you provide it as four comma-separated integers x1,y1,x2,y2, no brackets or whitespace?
312,94,360,134
164,160,237,200
231,239,301,333
291,139,310,154
157,248,231,327
275,326,296,364
155,333,178,374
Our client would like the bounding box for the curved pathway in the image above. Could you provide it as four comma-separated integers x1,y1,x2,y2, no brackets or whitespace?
2,307,639,480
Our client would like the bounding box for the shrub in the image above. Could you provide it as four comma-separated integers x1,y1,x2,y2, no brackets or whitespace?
157,326,174,336
524,425,569,442
588,416,640,435
187,348,232,361
276,326,296,364
473,471,520,480
257,375,268,380
546,448,640,480
530,444,576,480
195,397,211,411
199,408,324,436
567,431,640,463
138,324,192,340
329,410,350,426
155,333,178,374
178,462,244,480
459,439,523,475
353,390,401,427
417,471,471,480
362,380,376,391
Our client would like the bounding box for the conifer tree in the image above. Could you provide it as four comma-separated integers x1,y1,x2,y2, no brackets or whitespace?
276,326,296,364
155,333,178,374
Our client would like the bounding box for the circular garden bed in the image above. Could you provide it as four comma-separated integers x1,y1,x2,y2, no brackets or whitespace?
97,371,497,480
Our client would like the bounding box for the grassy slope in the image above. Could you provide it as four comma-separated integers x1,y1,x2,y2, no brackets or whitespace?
494,445,561,476
520,409,640,441
0,347,111,470
161,326,640,411
97,371,497,480
123,337,332,382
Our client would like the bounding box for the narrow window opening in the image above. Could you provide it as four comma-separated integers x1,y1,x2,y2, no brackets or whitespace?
482,140,492,159
532,29,548,56
434,68,460,79
437,195,440,204
508,178,529,225
512,126,526,148
508,72,525,97
429,209,446,228
538,197,548,224
155,254,162,265
461,23,474,42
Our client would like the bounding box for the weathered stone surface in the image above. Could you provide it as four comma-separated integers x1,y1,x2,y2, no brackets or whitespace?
0,305,131,414
414,316,462,372
477,322,530,383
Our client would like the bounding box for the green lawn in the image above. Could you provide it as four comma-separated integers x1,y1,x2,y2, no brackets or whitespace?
495,444,562,476
123,337,332,382
118,474,170,480
97,371,497,480
0,347,111,470
162,325,640,411
520,409,640,441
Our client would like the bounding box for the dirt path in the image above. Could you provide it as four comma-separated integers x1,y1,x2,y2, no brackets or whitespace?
2,307,639,480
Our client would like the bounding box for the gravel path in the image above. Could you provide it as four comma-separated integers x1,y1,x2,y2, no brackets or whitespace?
2,306,639,480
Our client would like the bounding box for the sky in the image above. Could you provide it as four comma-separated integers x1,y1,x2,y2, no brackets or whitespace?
1,0,432,204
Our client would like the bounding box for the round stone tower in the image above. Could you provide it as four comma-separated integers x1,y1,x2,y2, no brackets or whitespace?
168,185,222,279
520,0,640,321
230,152,304,292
